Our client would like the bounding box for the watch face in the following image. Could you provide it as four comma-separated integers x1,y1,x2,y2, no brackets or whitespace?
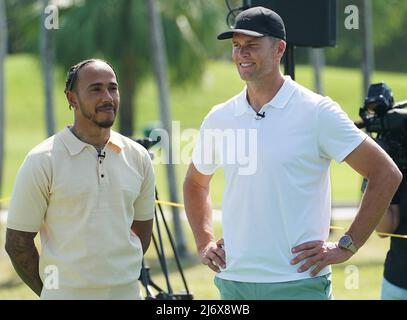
339,235,357,253
339,235,351,247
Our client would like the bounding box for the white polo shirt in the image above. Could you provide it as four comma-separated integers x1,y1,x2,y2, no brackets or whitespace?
192,76,367,283
7,127,155,297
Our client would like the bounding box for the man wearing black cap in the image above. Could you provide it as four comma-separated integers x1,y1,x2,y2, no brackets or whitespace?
184,6,401,299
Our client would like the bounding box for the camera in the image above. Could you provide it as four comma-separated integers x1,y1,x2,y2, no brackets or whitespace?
358,82,407,171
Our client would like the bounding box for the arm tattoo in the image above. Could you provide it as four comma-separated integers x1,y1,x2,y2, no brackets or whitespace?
5,228,43,297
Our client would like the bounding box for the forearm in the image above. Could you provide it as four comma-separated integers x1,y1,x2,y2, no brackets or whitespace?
183,178,214,251
9,248,42,297
348,170,402,247
5,230,42,296
131,219,154,254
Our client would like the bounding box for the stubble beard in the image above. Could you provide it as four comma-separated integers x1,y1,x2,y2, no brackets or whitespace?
236,63,260,82
78,103,117,129
239,69,260,83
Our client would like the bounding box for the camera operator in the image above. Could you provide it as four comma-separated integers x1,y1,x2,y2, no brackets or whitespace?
358,82,407,299
376,174,407,299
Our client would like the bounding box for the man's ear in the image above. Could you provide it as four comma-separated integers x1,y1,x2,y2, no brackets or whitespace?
276,40,286,60
66,91,78,109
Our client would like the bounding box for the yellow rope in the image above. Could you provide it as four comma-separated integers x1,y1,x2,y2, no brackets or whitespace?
374,231,407,239
156,200,407,240
155,200,185,208
0,197,9,204
329,226,346,231
329,225,407,238
2,196,407,239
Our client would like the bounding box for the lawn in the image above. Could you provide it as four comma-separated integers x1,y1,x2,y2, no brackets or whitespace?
0,218,391,300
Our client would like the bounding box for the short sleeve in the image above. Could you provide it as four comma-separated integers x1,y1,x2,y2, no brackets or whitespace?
317,98,367,163
191,114,221,175
7,153,50,232
133,151,156,221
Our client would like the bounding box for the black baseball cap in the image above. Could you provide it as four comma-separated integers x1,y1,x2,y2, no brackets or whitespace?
217,6,286,41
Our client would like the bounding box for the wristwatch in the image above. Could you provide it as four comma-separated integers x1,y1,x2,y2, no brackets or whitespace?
338,234,358,254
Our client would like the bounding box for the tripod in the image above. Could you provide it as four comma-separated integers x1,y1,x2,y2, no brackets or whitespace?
135,138,193,300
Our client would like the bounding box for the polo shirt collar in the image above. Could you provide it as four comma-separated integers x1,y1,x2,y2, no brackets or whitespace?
234,75,296,117
107,131,125,153
60,126,124,156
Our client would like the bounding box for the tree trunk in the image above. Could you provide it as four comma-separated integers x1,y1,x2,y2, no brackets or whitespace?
117,0,135,137
40,0,55,137
362,0,374,95
146,0,188,257
0,0,7,206
119,65,136,137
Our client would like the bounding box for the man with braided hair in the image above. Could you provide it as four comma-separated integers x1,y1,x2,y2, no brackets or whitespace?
5,59,155,299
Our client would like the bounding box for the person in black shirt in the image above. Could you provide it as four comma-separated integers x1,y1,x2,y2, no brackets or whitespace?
376,174,407,299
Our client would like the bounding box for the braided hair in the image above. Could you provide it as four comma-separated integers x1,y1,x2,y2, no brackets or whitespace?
64,59,117,109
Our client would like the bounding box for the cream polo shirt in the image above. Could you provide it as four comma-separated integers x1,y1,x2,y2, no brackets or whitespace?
192,76,367,283
7,127,155,292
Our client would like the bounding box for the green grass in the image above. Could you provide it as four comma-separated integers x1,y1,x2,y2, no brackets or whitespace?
0,219,390,300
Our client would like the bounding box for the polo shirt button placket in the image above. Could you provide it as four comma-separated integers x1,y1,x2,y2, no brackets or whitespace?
257,106,271,128
97,151,108,185
99,167,108,185
252,112,264,129
253,117,262,128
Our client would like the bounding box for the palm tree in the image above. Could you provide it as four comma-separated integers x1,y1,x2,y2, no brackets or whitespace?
40,0,55,137
54,0,223,136
361,0,374,95
146,0,188,255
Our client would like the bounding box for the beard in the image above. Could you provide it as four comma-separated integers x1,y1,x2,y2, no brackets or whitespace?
96,119,115,128
78,102,117,129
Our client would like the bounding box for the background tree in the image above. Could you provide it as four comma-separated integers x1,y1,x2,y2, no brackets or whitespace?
324,0,407,71
40,0,56,137
5,0,38,54
5,0,407,75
